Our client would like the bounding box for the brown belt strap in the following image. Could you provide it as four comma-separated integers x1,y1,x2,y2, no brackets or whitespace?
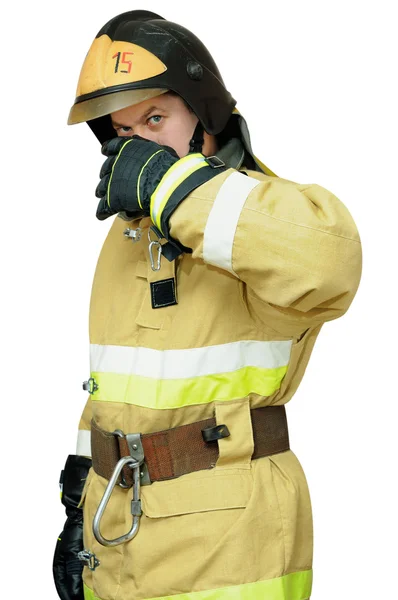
91,405,289,486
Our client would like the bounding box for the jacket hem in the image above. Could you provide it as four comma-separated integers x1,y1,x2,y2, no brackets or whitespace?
83,568,312,600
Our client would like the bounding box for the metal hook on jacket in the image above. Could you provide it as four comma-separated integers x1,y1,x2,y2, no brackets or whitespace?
148,227,162,271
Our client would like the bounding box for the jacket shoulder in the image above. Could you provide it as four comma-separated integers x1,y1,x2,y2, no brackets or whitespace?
240,168,302,187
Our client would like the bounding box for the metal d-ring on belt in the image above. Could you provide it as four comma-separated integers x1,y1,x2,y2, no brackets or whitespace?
91,405,290,547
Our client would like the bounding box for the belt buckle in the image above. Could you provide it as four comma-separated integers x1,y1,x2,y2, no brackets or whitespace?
114,430,151,487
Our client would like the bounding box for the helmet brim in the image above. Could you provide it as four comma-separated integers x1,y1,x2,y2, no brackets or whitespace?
67,87,168,125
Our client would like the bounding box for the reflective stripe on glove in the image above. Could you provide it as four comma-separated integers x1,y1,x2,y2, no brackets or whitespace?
95,135,227,242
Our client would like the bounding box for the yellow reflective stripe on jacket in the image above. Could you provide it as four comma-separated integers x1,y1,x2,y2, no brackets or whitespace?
91,365,288,409
203,171,261,274
84,569,312,599
150,153,208,233
89,339,292,409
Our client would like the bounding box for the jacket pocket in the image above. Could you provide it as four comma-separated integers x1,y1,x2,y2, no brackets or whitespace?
141,466,253,518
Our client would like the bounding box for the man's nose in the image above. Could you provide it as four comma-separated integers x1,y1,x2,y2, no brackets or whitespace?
134,126,154,142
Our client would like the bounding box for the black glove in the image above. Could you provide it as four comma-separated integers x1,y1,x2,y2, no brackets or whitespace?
95,135,180,222
53,455,92,600
95,135,226,244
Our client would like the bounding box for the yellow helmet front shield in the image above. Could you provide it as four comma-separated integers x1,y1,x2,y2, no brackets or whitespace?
68,35,168,125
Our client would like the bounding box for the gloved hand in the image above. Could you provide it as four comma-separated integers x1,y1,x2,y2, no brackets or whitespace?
53,455,92,600
95,135,180,222
95,135,226,243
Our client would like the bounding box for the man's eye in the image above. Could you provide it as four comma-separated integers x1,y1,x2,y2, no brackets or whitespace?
114,126,132,134
148,115,162,126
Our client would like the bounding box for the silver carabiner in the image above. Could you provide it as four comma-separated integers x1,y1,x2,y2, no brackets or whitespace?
148,227,163,271
148,240,162,271
92,456,142,547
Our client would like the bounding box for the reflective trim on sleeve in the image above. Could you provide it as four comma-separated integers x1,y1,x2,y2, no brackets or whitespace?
150,153,207,232
76,429,92,457
84,569,312,599
203,171,261,275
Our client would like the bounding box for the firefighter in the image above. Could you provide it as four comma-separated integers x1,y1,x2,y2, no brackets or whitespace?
53,10,362,600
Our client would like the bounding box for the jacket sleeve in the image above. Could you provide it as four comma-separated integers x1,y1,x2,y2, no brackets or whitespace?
169,168,362,336
76,395,92,458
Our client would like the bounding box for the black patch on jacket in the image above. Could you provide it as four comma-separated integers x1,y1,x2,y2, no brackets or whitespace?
150,278,177,308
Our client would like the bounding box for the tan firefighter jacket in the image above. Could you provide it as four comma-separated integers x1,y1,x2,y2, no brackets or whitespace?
76,135,362,600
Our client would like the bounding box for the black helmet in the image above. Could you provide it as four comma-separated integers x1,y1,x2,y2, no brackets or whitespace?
68,10,236,144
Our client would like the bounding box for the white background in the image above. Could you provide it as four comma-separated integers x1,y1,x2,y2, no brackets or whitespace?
1,0,397,598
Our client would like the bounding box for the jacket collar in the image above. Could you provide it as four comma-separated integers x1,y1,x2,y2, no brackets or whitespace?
215,136,245,170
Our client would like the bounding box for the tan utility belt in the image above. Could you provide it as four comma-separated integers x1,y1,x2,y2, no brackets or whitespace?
90,406,289,548
91,405,289,487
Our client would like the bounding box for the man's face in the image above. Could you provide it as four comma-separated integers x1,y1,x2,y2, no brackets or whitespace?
110,92,200,158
